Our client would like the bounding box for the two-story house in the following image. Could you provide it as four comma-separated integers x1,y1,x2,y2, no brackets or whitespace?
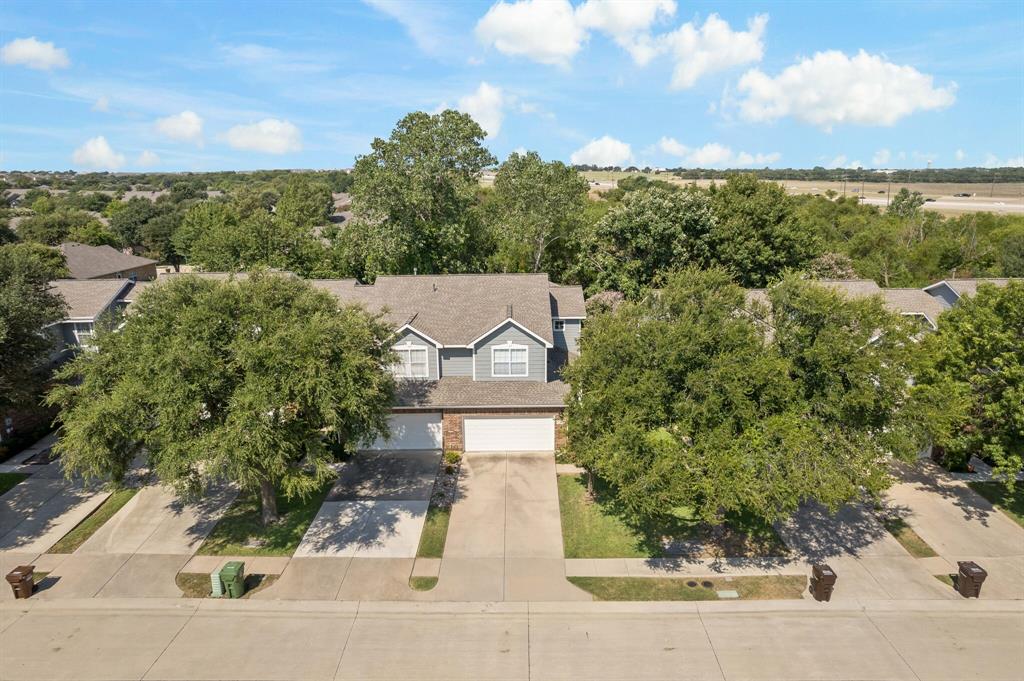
312,273,584,453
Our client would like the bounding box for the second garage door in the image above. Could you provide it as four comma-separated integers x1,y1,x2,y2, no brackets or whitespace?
463,416,555,452
367,413,442,450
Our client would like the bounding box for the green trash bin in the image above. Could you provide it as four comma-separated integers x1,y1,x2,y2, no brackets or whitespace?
220,561,245,599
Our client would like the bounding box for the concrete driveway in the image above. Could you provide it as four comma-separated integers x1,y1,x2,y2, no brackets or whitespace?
294,450,439,558
885,462,1024,599
0,475,109,555
436,451,589,602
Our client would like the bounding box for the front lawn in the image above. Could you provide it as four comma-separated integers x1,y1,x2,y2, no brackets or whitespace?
968,482,1024,528
48,487,138,554
0,472,29,496
416,505,451,559
881,517,937,558
197,479,334,556
558,474,787,559
175,572,278,598
568,575,806,601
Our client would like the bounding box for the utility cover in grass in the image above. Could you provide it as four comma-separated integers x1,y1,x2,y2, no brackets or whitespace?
716,589,740,599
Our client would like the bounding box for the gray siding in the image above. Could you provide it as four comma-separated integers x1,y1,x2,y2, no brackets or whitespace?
926,284,959,309
553,318,582,355
392,328,438,380
473,323,547,382
440,348,473,377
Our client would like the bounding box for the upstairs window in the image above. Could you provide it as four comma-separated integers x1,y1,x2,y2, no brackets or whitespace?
553,319,565,331
393,343,428,378
492,342,528,377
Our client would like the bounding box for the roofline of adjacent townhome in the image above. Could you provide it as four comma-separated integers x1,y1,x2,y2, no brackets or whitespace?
922,280,959,296
465,318,554,349
900,311,938,330
47,280,134,328
553,316,586,320
393,323,443,348
393,403,566,410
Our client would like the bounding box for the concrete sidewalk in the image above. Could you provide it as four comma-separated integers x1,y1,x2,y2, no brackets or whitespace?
1,598,1020,680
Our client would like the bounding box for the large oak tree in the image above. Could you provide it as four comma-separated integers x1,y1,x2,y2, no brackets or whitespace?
48,271,396,524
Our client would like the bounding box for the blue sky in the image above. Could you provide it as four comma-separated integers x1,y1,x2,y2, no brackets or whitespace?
1,0,1022,171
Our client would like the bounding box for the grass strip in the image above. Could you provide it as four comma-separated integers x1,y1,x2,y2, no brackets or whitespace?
197,478,334,556
409,576,438,591
175,572,278,598
416,505,451,559
881,517,937,558
47,487,138,554
568,575,806,601
0,472,29,496
967,481,1024,528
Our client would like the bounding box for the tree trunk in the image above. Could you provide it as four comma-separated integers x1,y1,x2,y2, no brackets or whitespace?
259,480,280,526
586,469,595,497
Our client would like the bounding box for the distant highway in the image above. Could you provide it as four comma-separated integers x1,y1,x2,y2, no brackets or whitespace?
855,197,1023,214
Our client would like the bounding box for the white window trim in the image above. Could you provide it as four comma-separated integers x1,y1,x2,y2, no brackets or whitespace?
393,342,429,378
553,319,565,331
491,341,529,378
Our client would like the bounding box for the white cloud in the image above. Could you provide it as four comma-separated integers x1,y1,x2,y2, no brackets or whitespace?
658,137,779,167
135,150,160,167
570,135,633,166
225,118,302,154
364,0,460,57
737,50,956,131
1,37,70,70
576,0,676,66
92,96,110,112
155,110,204,145
982,153,1024,168
661,13,767,89
476,0,584,67
826,154,847,169
954,149,966,162
457,82,506,137
71,136,125,169
872,148,891,167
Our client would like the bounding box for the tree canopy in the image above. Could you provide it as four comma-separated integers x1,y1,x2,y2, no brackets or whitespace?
563,268,927,524
47,272,396,524
914,281,1024,481
0,242,67,407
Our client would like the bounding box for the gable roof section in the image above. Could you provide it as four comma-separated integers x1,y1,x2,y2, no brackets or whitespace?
60,242,156,279
549,284,586,318
311,274,560,346
49,279,131,320
923,278,1012,298
747,280,945,328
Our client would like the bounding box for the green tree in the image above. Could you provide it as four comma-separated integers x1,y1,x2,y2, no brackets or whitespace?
350,110,496,277
888,188,925,219
485,151,588,275
47,272,396,524
707,175,820,287
276,175,333,228
187,210,320,275
109,197,160,246
914,281,1024,481
68,221,120,247
574,188,714,297
141,209,185,268
563,268,925,524
0,243,68,406
16,209,95,245
174,201,238,261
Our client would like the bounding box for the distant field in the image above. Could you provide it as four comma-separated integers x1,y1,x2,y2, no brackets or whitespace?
579,171,1024,215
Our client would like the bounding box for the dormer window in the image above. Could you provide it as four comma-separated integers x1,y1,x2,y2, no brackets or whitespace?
492,342,528,377
393,342,428,378
553,319,565,331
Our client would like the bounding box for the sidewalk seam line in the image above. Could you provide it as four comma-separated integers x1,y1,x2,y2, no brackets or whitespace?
139,601,200,681
863,604,924,681
332,600,360,680
695,605,728,681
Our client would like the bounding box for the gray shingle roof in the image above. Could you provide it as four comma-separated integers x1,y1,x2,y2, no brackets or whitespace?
394,377,569,408
60,242,156,279
878,289,946,326
929,278,1013,297
550,284,586,318
311,274,562,346
49,279,130,320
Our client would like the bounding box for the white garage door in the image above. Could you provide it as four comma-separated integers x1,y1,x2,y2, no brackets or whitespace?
463,416,555,452
368,413,442,450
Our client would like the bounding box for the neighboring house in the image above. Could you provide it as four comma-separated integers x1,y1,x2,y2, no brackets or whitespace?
923,278,1013,309
311,274,585,453
747,279,947,330
45,279,140,361
59,241,158,281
